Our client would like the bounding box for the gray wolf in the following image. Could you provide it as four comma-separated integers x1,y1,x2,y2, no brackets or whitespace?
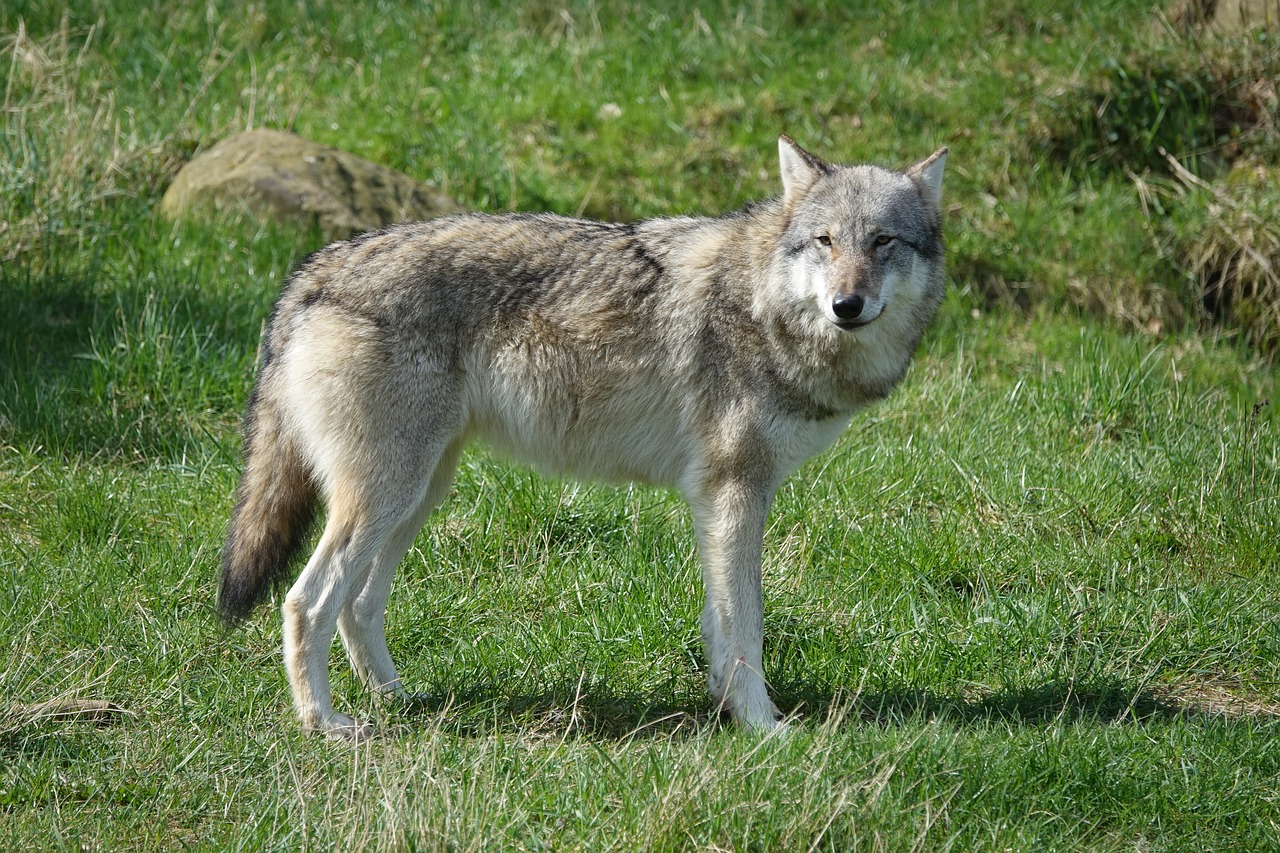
218,135,948,739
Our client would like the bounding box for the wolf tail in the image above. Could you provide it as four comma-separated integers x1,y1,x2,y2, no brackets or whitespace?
218,388,318,625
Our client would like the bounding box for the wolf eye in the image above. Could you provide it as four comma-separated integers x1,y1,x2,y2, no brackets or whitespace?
874,234,895,247
814,234,832,247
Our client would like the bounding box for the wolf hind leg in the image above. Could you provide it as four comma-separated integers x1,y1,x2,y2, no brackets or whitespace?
337,438,465,705
281,507,384,740
282,430,461,740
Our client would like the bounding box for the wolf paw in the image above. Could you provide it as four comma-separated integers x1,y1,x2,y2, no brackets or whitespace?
326,722,375,742
306,712,376,742
709,683,784,732
734,698,786,733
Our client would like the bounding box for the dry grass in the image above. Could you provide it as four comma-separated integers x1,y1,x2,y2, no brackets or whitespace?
1137,157,1280,354
1,18,193,263
1173,160,1280,353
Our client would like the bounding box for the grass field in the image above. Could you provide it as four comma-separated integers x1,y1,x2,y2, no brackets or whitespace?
2,1,1279,849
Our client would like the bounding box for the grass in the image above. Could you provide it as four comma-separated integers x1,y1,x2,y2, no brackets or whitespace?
2,1,1279,850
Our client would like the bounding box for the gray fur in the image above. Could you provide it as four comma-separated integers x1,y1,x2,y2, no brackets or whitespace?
219,136,948,738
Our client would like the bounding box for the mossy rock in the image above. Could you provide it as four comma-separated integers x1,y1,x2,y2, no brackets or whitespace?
160,129,463,240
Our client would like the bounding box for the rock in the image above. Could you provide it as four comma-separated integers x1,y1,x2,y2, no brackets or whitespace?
1165,0,1278,35
160,129,463,239
1211,0,1278,33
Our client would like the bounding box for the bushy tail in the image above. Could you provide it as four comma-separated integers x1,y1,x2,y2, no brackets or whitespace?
218,390,318,625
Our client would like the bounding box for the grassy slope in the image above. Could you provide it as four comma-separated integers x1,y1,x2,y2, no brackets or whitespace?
2,1,1278,850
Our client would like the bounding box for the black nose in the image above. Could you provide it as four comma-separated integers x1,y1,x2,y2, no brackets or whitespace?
832,293,865,321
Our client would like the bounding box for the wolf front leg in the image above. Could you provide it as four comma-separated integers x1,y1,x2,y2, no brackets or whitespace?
688,474,783,731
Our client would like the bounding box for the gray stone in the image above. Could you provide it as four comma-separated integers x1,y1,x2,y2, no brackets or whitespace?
160,129,463,239
1212,0,1279,33
1165,0,1279,35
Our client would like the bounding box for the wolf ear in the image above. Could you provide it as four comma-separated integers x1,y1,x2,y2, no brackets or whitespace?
778,134,826,206
907,147,948,209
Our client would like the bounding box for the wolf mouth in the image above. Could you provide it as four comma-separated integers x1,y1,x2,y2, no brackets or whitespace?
834,312,881,331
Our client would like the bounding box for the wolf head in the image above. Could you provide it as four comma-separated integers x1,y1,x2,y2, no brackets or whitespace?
776,135,947,333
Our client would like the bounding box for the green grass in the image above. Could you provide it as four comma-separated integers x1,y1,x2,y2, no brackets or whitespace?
3,1,1279,850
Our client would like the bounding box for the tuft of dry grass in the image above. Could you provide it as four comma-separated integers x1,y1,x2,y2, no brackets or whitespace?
1177,162,1280,350
3,20,120,254
1,17,195,263
1150,157,1280,355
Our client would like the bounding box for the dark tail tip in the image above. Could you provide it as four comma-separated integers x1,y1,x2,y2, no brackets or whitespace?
217,450,318,628
217,552,260,627
217,494,317,627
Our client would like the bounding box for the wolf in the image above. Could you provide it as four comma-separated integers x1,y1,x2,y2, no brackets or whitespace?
218,135,948,739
